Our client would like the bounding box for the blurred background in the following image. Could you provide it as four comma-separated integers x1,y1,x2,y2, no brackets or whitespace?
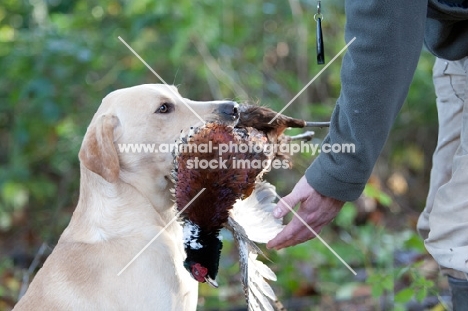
0,0,444,310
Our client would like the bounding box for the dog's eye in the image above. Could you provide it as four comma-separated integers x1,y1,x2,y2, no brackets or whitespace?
156,103,172,114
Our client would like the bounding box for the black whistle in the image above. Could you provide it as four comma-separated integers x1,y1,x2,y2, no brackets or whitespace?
316,17,324,65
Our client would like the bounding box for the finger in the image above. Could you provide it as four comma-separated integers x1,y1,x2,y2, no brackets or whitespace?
268,207,306,249
273,194,297,218
267,215,315,249
266,218,296,249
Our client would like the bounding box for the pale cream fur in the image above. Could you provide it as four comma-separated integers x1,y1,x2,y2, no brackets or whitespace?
13,84,238,311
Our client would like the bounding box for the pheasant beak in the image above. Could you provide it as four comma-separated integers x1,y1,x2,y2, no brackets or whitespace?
204,276,219,288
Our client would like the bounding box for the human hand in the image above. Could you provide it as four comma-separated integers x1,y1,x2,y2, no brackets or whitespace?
266,176,344,250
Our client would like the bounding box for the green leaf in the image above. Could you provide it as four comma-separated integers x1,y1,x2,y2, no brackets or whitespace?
335,202,357,228
378,192,392,207
371,285,383,298
394,288,414,303
415,287,427,302
403,231,426,253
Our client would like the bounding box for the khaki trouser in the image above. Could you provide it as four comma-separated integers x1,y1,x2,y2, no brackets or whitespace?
417,57,468,279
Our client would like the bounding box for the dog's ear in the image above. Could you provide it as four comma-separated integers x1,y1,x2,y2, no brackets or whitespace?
79,114,120,183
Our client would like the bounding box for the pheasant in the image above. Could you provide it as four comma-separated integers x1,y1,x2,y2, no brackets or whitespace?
171,105,328,310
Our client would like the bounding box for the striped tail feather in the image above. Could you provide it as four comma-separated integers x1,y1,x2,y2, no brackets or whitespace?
226,181,286,311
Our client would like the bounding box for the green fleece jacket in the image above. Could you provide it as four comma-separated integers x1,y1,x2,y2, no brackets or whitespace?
305,0,468,202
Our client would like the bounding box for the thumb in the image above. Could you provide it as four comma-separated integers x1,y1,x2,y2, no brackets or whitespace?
273,193,299,218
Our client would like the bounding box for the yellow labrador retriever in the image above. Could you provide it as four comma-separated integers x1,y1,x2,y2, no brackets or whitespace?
14,84,240,311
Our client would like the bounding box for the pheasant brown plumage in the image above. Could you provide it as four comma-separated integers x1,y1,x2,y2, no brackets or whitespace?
174,123,269,232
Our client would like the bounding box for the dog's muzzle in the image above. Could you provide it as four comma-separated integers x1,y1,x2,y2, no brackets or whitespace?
218,102,240,121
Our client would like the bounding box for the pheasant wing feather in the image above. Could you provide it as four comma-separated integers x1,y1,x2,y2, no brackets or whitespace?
230,181,284,243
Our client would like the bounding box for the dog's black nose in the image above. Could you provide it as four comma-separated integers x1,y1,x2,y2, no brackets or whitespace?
219,102,240,121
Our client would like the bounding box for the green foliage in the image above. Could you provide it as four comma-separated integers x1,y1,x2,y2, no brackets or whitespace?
363,184,392,207
367,271,393,298
334,202,358,228
392,264,438,311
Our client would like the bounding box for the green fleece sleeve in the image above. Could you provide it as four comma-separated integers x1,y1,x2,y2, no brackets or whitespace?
305,0,428,202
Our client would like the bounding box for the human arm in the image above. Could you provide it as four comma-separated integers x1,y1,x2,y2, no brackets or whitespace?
268,0,428,249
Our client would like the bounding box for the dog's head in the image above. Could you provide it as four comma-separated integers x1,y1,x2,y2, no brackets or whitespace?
78,84,239,194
